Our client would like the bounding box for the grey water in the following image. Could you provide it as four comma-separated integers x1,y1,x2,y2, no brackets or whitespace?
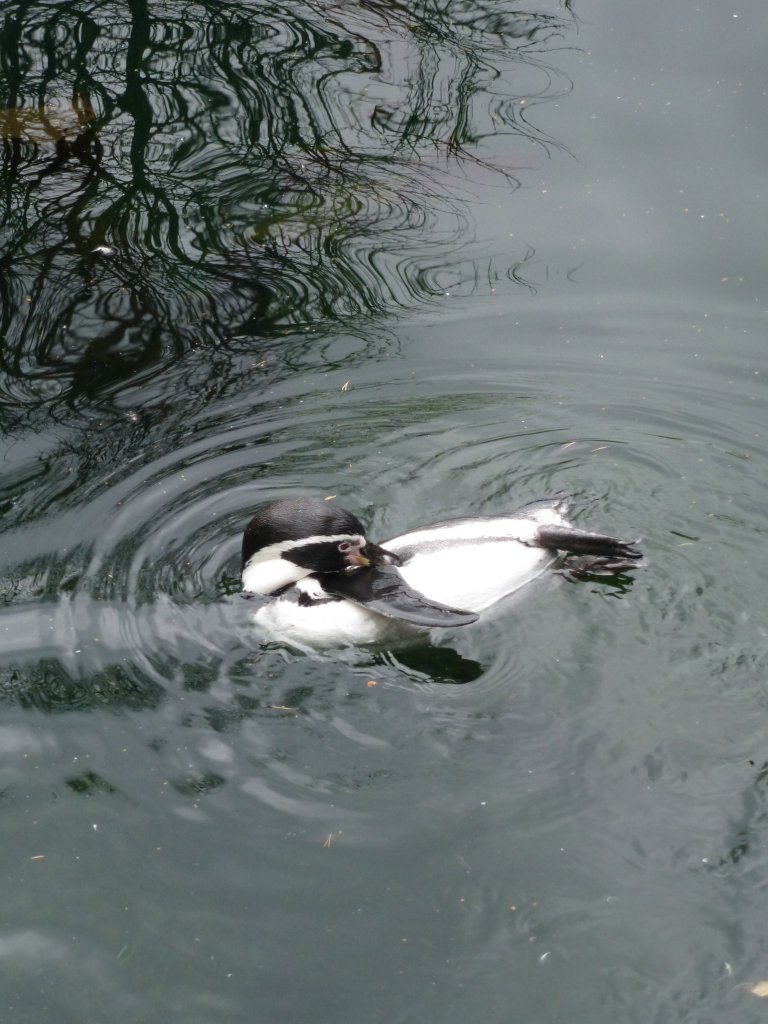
1,1,767,1021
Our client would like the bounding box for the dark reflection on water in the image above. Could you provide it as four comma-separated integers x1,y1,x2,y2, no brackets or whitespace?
0,0,573,418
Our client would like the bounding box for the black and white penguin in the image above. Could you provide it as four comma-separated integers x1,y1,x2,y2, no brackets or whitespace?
240,495,642,647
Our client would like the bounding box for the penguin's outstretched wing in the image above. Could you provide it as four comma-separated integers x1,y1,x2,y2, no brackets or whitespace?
322,565,478,628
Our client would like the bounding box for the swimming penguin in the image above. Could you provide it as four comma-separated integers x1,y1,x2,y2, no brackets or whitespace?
240,495,642,647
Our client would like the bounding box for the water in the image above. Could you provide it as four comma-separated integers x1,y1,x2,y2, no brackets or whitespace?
1,0,768,1021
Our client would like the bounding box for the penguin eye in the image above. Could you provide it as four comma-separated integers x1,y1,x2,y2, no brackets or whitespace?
337,541,353,553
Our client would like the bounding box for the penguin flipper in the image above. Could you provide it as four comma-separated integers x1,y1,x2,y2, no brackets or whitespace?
322,565,479,628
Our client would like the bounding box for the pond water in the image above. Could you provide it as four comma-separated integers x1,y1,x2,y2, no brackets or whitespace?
1,1,768,1021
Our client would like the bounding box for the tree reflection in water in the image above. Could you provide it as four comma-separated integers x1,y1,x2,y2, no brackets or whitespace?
0,0,574,414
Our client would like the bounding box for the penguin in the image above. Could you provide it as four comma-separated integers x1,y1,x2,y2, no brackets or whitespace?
240,495,641,647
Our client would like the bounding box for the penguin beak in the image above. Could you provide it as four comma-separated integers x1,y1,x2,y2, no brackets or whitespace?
359,542,400,567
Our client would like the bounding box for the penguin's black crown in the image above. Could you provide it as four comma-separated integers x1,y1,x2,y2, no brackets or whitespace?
241,497,366,566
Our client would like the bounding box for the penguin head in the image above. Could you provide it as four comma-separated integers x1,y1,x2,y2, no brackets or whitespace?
241,497,395,594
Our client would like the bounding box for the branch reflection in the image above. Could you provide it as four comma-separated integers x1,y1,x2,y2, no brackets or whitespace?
0,0,574,414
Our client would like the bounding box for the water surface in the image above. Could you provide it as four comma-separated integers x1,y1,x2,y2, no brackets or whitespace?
1,1,767,1021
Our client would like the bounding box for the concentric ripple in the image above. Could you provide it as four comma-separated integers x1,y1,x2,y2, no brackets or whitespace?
1,294,763,724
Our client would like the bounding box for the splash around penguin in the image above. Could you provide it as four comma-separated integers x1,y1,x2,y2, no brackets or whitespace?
239,495,641,647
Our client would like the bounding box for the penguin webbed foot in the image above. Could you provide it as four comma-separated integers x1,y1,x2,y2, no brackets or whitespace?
536,525,642,563
556,552,642,582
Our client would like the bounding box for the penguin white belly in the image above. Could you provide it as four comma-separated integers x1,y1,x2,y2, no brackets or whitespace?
254,595,398,647
395,540,555,613
386,513,564,612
